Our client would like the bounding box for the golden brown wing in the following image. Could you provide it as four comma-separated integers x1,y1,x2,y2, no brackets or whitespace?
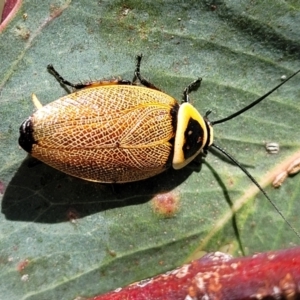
30,85,179,182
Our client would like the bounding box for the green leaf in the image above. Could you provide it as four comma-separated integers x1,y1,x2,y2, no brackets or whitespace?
1,0,300,299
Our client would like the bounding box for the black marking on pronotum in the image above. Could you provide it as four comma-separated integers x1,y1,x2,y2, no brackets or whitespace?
183,118,204,159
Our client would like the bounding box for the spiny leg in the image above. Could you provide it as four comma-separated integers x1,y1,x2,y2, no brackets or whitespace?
133,54,161,91
182,78,202,103
47,64,132,90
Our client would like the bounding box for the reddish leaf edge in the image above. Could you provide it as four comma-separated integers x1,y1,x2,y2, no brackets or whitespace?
84,246,300,300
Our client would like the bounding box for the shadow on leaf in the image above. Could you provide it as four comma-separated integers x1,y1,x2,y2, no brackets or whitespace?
2,155,199,223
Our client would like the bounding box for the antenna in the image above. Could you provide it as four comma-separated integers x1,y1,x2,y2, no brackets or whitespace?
211,143,300,239
207,69,300,238
211,69,300,126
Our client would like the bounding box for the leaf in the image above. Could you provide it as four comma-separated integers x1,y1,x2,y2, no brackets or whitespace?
0,0,300,299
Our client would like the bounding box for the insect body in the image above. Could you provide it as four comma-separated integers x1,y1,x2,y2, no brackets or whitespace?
19,56,300,237
19,56,213,183
20,85,180,182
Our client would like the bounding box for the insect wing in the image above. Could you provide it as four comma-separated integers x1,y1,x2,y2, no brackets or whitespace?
30,85,178,183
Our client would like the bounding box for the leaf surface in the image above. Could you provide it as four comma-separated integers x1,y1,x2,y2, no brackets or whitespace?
0,0,300,299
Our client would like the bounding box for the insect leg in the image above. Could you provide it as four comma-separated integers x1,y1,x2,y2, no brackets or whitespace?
47,65,132,90
133,54,162,91
182,78,202,103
